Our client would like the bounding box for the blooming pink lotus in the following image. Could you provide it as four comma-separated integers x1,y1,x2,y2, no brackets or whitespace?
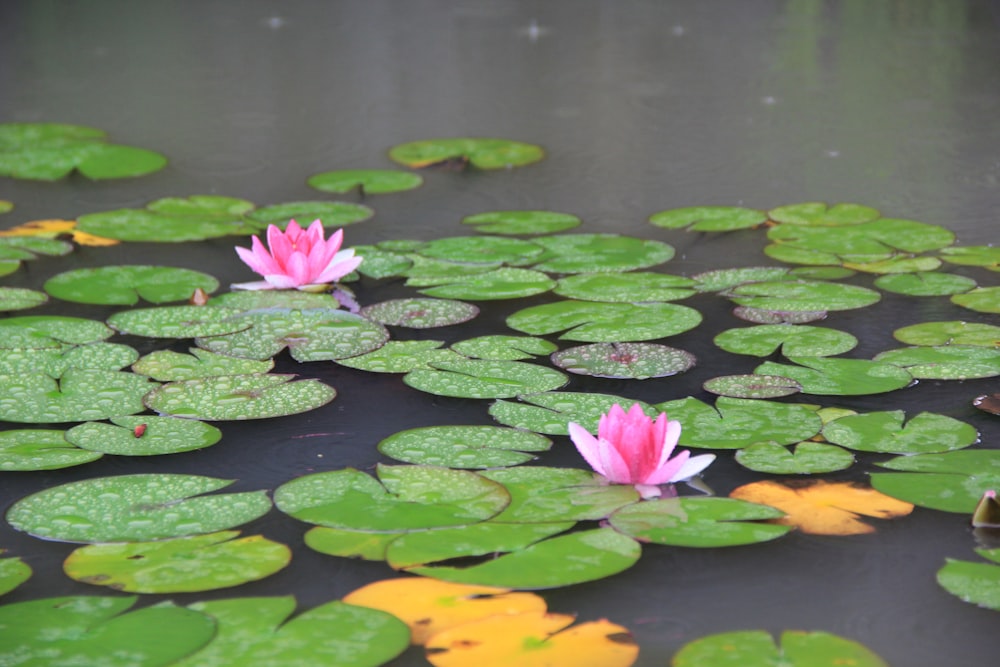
233,219,362,291
568,403,714,499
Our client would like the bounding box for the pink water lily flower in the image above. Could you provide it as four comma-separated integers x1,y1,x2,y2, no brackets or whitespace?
233,219,362,291
568,403,715,499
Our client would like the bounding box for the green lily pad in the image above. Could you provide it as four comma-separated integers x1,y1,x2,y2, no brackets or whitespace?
871,450,1000,512
307,169,422,195
273,464,510,531
873,345,1000,380
937,550,1000,611
714,324,858,357
335,340,463,373
489,391,656,435
790,266,857,280
0,260,18,277
654,396,822,449
245,201,374,229
754,357,913,395
529,233,675,273
361,298,479,328
403,359,567,399
144,373,336,420
0,552,30,596
77,196,257,242
461,210,580,235
875,272,977,296
132,347,274,381
692,266,792,292
939,245,1000,271
842,255,942,274
388,137,544,169
0,369,157,423
350,245,413,279
304,527,399,561
893,321,1000,347
703,374,802,399
66,416,222,456
45,265,219,305
554,272,696,302
416,267,556,300
0,287,47,311
0,597,214,667
0,316,108,348
177,597,410,667
0,342,138,376
732,306,828,324
735,441,855,474
952,287,1000,314
672,630,889,667
108,305,249,338
821,410,977,454
609,497,791,547
451,335,557,360
378,425,551,468
410,527,639,589
768,202,880,226
648,205,767,231
0,122,167,180
64,530,290,593
6,474,272,543
0,235,73,262
0,429,101,471
507,300,702,342
416,235,545,265
386,521,574,569
551,342,695,379
481,467,640,522
725,280,881,312
197,308,389,361
403,255,503,282
767,218,954,260
0,200,11,214
208,290,342,311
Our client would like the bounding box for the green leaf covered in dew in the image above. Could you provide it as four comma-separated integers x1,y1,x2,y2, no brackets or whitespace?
489,391,657,436
360,298,479,328
529,233,675,273
65,416,222,456
462,210,581,235
377,425,551,468
0,287,47,311
936,549,1000,612
403,359,567,399
450,335,557,361
767,201,880,226
44,265,219,305
0,369,157,423
144,374,336,421
77,195,257,242
0,315,113,348
753,357,913,395
0,429,102,471
702,374,802,399
873,345,1000,380
506,300,701,342
939,245,1000,271
892,321,1000,347
874,272,977,296
554,272,696,302
735,441,855,474
724,280,881,312
108,305,250,338
714,324,858,357
335,340,464,373
822,410,978,455
648,205,767,231
415,267,556,300
654,396,823,450
551,342,695,380
0,552,31,596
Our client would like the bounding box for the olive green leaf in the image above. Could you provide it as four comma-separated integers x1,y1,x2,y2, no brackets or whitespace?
551,342,695,379
649,205,767,231
307,169,422,194
388,137,544,169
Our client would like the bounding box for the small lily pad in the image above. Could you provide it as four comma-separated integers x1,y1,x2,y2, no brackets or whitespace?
361,298,479,328
245,201,374,229
937,551,1000,611
489,391,656,436
874,272,976,296
551,342,695,379
735,441,855,474
952,287,1000,313
873,345,1000,380
842,255,942,274
45,266,219,305
386,521,574,569
77,196,257,242
64,530,290,593
0,315,115,349
0,429,102,471
529,233,675,273
416,235,545,266
714,324,858,357
554,272,696,302
767,218,954,262
66,416,223,456
6,474,272,543
822,410,977,454
754,357,913,395
0,369,157,423
732,306,828,324
0,200,11,214
692,266,792,292
404,359,567,399
654,396,822,449
0,287,47,311
378,425,551,468
388,137,544,169
462,210,580,235
672,630,889,667
726,280,881,312
0,343,138,377
108,305,249,338
871,450,1000,513
507,300,702,342
132,347,274,381
893,321,1000,347
648,205,767,231
307,169,423,194
939,245,1000,271
144,373,336,420
451,335,557,360
404,255,504,282
0,552,31,596
335,340,463,373
703,374,802,399
0,236,73,264
416,267,556,300
768,202,880,226
350,245,413,279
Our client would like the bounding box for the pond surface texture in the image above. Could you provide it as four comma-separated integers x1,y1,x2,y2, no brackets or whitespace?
1,1,999,665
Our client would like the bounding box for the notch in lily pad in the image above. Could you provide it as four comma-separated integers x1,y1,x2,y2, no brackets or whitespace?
307,169,423,195
378,425,551,468
44,265,219,305
66,416,222,456
389,138,545,169
462,210,580,235
649,205,767,231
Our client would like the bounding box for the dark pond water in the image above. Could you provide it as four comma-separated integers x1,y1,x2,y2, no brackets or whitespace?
1,1,998,665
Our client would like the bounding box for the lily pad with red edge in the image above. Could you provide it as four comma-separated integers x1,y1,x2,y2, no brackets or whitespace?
378,425,551,468
0,551,30,596
415,235,545,266
335,340,464,373
178,597,410,667
63,531,290,593
388,137,544,169
0,287,47,311
307,169,423,195
554,272,696,302
0,596,215,667
768,202,880,226
245,201,374,229
952,286,1000,313
403,359,567,399
733,306,828,324
108,305,249,338
551,342,695,380
6,473,272,543
725,279,881,312
409,527,640,589
416,267,556,300
936,548,1000,611
132,347,274,381
648,205,767,231
714,324,858,357
195,308,389,361
462,210,580,235
872,345,1000,380
273,465,510,531
481,467,639,523
0,429,102,471
451,335,557,360
871,450,1000,513
44,266,219,305
488,391,657,436
529,233,675,273
65,416,222,456
735,441,855,474
361,298,479,328
76,195,257,242
143,373,336,421
304,526,399,561
893,321,1000,347
0,343,138,377
939,245,1000,271
506,300,702,342
0,369,157,423
703,374,802,399
753,356,913,395
608,496,791,547
821,410,978,454
672,630,889,667
653,396,822,450
692,266,792,292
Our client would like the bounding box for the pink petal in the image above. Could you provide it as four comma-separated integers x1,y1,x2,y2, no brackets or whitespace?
568,422,606,476
230,280,276,291
266,225,294,270
643,448,690,485
236,236,281,276
634,483,663,499
284,252,312,285
668,453,716,482
313,252,362,284
649,418,682,478
593,437,632,484
263,273,299,289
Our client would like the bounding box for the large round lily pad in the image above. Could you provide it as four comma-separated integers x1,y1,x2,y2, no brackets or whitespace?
873,345,1000,380
768,202,880,226
554,272,695,302
714,324,857,357
377,425,551,468
551,342,695,379
144,374,336,421
132,347,274,381
672,630,889,667
108,305,249,338
0,287,47,311
506,300,702,342
77,196,257,242
415,235,545,266
461,210,580,235
654,396,822,449
45,266,219,305
874,272,977,296
608,497,791,547
65,416,223,456
334,340,463,373
481,467,639,522
702,374,802,399
403,359,567,399
893,321,1000,347
450,335,557,361
822,410,977,454
725,280,881,312
0,429,102,471
870,450,1000,513
0,316,113,348
952,286,1000,313
754,357,913,395
388,138,544,169
416,267,556,300
529,233,675,273
0,343,138,377
361,298,479,328
735,441,855,474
